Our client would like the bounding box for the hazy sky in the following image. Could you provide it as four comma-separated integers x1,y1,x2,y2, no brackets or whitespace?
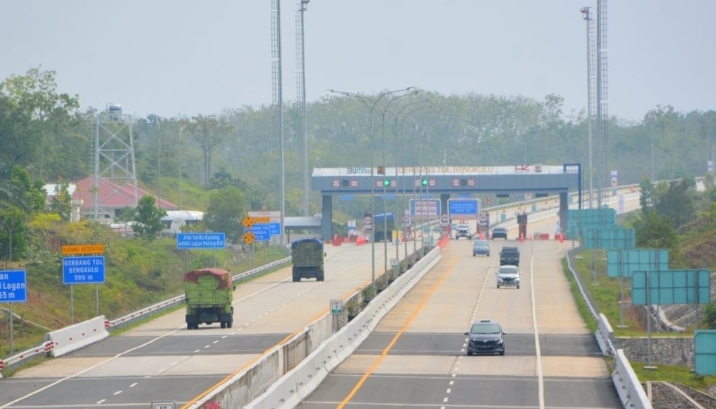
1,1,714,122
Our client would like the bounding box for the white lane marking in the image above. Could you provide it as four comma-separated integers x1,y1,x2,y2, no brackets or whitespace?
449,381,454,386
193,349,200,353
529,253,546,409
446,388,451,394
204,345,211,349
113,390,122,396
443,397,448,402
213,340,219,344
97,399,106,404
129,383,138,388
0,319,189,408
221,335,227,339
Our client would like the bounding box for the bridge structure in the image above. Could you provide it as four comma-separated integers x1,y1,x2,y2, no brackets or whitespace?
311,163,582,240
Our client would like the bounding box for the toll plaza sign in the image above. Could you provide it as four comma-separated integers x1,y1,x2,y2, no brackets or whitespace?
0,270,27,302
63,256,106,284
448,199,479,217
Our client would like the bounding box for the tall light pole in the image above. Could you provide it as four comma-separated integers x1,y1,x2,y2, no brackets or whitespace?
581,6,596,208
328,87,414,293
297,0,310,216
379,91,419,278
390,100,430,268
178,124,188,210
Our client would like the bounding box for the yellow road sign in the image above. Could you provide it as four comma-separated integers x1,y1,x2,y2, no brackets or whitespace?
243,231,255,245
242,216,254,229
62,244,105,255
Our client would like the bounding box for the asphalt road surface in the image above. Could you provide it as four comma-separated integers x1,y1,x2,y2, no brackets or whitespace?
0,239,411,409
296,195,641,409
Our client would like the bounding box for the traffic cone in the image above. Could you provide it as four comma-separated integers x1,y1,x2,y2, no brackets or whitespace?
519,232,524,243
559,232,564,243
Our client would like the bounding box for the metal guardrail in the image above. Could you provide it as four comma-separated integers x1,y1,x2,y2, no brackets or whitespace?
0,257,292,378
566,249,651,409
108,257,292,331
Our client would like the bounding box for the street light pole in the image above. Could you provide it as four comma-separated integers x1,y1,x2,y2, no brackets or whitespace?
380,91,418,278
389,100,430,269
298,0,310,216
328,87,413,293
178,124,187,210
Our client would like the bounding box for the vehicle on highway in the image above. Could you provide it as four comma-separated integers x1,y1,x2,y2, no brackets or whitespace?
184,268,235,329
464,319,506,356
491,226,508,239
499,246,520,266
496,265,520,289
291,238,326,281
455,224,473,240
472,239,490,257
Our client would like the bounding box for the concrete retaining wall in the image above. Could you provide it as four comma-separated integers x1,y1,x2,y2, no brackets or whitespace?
618,337,695,367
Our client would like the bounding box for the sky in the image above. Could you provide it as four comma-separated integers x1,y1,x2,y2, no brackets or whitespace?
1,0,715,122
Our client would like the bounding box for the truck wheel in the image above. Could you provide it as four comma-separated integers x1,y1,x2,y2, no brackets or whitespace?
187,323,192,330
227,321,233,329
497,284,500,288
317,273,325,282
220,322,226,329
292,274,300,282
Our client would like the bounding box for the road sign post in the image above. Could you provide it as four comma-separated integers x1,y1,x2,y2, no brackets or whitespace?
1,270,27,355
330,299,344,332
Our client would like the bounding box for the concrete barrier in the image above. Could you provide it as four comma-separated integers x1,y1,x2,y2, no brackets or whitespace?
243,247,441,409
612,349,652,409
45,316,109,357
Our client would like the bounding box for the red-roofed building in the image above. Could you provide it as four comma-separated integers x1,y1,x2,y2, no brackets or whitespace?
72,176,178,223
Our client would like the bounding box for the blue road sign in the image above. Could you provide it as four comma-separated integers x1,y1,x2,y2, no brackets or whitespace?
268,222,281,235
449,199,478,215
695,330,716,375
632,269,711,305
177,232,226,249
0,270,27,302
246,224,271,241
63,256,106,285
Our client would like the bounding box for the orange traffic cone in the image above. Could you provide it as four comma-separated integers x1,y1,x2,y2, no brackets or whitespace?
559,232,564,243
519,232,524,243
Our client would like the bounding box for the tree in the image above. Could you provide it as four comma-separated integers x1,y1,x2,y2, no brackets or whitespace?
0,206,26,263
0,166,46,214
131,196,167,240
0,67,81,179
204,186,246,244
187,115,234,186
635,211,679,251
639,177,655,218
654,178,695,229
49,178,72,221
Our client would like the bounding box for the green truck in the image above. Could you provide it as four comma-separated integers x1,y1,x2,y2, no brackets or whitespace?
291,238,325,282
184,268,235,329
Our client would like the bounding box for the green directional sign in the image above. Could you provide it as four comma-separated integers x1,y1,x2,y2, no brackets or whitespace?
632,269,711,305
695,330,716,376
607,249,669,278
584,227,635,249
567,208,616,238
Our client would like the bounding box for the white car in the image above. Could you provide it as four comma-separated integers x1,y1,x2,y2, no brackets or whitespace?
496,265,520,289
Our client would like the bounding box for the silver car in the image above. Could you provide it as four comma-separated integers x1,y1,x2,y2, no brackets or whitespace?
496,265,520,289
472,239,490,257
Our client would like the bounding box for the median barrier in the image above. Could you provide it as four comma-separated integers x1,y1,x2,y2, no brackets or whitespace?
45,316,109,357
612,349,652,409
243,247,441,409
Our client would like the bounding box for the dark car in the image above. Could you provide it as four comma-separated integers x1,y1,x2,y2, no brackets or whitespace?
464,319,506,356
472,239,490,257
491,226,508,240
